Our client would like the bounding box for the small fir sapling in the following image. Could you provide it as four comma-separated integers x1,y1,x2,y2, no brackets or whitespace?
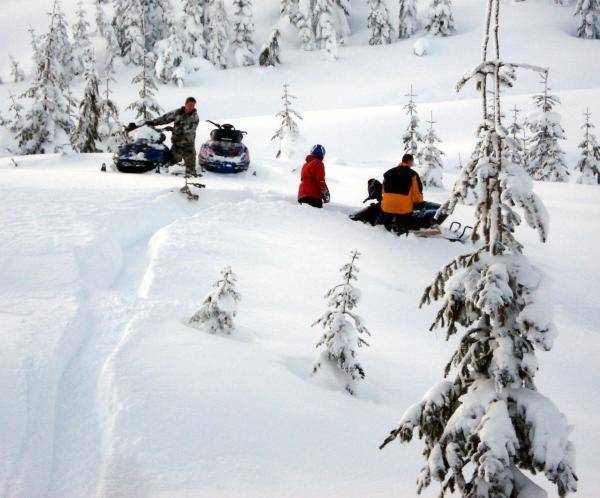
189,266,241,335
526,71,569,182
402,84,424,157
271,82,303,158
312,251,371,396
419,112,444,188
576,108,600,184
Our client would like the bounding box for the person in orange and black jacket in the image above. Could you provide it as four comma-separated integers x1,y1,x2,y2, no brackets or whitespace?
298,145,330,208
379,153,446,230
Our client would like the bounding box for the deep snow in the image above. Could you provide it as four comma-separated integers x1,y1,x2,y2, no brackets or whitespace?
1,0,600,496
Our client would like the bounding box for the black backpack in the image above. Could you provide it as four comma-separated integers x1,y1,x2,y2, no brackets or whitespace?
364,178,383,203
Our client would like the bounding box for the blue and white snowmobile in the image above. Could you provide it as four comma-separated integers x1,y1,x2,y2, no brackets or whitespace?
113,124,172,173
198,121,250,174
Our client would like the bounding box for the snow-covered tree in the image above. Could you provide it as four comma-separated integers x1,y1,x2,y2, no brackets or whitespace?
232,0,255,66
527,72,569,182
296,0,315,50
576,108,600,184
271,83,303,158
72,64,101,152
398,0,419,39
28,26,43,71
367,0,394,45
205,0,230,68
95,0,109,37
98,68,124,152
16,1,74,154
49,0,75,78
312,251,370,396
154,24,187,86
505,104,524,166
126,16,161,120
424,0,456,36
402,85,424,157
189,266,241,335
3,93,24,138
72,0,93,76
9,56,26,83
313,0,339,59
182,0,207,58
115,0,171,63
419,112,444,188
258,28,282,66
380,2,577,497
574,0,600,39
281,0,300,24
332,0,351,43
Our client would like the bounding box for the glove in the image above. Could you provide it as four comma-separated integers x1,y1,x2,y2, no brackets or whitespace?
322,189,331,204
125,122,137,132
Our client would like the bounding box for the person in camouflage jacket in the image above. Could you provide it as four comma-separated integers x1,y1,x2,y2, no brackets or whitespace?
147,97,200,176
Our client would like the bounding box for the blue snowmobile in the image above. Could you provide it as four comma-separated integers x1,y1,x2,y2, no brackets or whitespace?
198,121,250,174
113,123,172,173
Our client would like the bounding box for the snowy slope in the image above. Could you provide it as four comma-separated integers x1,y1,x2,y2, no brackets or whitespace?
1,147,600,498
1,0,600,496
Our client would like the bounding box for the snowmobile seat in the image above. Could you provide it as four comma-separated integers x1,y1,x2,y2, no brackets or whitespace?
210,124,245,143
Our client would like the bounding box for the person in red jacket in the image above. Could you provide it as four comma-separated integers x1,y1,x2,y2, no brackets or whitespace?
298,144,330,208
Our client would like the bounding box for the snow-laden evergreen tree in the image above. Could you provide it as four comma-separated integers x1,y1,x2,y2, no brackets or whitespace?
424,0,456,36
16,1,74,154
95,0,109,37
313,0,339,59
126,16,162,120
9,56,26,83
49,0,75,78
296,0,315,50
154,24,187,86
28,26,43,71
232,0,256,66
205,0,230,68
576,108,600,184
419,112,444,188
115,0,172,63
402,85,424,157
506,104,524,166
189,267,241,335
182,0,206,58
367,0,394,45
312,251,370,396
98,68,124,152
72,0,93,76
281,0,300,24
527,72,569,182
4,93,24,138
380,2,577,496
72,64,101,152
574,0,600,39
398,0,419,39
332,0,351,43
258,28,282,66
271,83,303,158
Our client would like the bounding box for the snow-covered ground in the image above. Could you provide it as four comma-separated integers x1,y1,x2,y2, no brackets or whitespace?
1,0,600,496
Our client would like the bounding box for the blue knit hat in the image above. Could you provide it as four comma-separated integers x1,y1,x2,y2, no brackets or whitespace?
310,144,326,160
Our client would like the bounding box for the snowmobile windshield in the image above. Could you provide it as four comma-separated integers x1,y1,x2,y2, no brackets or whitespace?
133,126,162,142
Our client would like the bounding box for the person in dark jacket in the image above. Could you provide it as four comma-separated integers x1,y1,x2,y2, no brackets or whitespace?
379,153,446,230
146,97,200,176
298,144,330,208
